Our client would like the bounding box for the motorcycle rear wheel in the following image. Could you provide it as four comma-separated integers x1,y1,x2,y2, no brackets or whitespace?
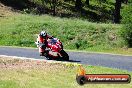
60,50,69,61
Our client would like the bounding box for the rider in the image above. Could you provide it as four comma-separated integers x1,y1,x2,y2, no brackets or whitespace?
40,31,53,41
36,31,53,56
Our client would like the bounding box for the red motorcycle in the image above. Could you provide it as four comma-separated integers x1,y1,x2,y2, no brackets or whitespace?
35,37,69,61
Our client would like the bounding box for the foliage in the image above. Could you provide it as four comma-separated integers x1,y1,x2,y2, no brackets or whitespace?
121,1,132,47
0,0,118,22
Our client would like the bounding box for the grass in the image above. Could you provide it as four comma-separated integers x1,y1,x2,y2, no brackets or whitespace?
0,14,127,50
0,57,132,88
66,48,132,56
0,12,132,55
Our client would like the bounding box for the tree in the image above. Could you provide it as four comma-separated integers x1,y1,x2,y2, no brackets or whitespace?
75,0,82,10
52,0,57,16
122,0,128,4
121,1,132,47
113,0,122,23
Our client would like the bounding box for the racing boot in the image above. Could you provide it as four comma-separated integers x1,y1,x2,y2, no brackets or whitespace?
44,50,52,60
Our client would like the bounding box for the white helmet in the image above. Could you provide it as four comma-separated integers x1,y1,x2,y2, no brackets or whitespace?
40,31,47,38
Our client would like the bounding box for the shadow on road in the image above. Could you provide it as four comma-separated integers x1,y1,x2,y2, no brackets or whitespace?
51,59,81,62
67,60,81,62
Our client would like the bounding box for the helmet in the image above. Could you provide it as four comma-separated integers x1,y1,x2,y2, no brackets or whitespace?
40,31,47,38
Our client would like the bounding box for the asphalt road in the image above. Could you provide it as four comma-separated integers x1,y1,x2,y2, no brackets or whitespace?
0,47,132,71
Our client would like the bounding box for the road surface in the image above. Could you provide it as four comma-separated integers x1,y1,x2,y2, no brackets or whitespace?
0,47,132,71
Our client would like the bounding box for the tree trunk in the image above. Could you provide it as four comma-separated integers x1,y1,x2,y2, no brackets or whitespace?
52,0,56,16
122,0,128,4
75,0,82,10
85,0,89,6
113,0,122,23
125,0,128,4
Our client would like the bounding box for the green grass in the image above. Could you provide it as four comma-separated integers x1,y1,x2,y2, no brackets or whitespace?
1,13,132,55
0,57,132,88
0,0,131,55
0,14,126,49
66,48,132,56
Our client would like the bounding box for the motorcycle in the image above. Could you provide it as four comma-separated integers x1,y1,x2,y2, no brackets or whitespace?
35,37,69,61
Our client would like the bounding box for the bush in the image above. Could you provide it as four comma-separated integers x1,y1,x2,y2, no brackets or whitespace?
121,1,132,47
